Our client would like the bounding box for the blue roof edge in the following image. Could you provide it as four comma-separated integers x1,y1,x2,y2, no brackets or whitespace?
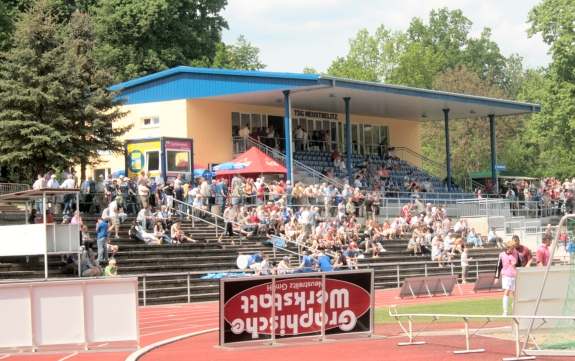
110,66,321,91
323,76,541,113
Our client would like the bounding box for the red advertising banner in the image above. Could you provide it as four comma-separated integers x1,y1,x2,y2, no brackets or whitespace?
219,270,374,345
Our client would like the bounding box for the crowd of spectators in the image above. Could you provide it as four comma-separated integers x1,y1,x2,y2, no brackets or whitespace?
31,169,570,277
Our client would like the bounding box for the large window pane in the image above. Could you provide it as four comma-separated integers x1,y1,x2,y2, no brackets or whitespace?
147,151,160,172
167,151,190,173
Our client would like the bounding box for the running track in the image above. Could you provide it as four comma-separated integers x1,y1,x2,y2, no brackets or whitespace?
2,285,563,361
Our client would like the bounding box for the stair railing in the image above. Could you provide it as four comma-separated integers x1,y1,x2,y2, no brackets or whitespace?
237,136,343,188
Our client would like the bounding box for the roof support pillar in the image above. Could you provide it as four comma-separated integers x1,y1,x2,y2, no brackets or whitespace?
489,114,498,195
443,108,452,191
283,90,293,183
344,97,352,185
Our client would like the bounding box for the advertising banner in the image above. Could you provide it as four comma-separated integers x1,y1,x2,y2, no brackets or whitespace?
164,138,193,178
220,270,373,345
126,140,161,179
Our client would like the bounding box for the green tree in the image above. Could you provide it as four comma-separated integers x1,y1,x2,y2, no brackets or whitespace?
327,26,404,82
211,35,265,70
421,66,524,182
61,10,130,180
93,0,228,81
522,0,575,177
0,0,74,180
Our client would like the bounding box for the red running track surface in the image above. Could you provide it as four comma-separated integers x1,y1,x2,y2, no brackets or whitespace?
6,284,560,361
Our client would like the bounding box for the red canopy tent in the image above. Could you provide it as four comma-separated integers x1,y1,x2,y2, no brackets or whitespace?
215,147,286,177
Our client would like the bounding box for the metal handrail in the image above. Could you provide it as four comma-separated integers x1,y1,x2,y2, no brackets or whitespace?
171,198,233,240
242,136,344,188
0,182,31,195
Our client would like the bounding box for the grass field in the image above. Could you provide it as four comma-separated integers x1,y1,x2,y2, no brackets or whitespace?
375,298,502,324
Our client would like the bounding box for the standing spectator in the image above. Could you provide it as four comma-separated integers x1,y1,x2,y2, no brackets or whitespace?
295,125,304,151
495,240,519,316
60,174,76,214
47,174,60,188
106,198,121,239
33,174,46,189
138,181,150,210
460,244,471,284
95,217,109,265
536,235,552,267
513,235,533,267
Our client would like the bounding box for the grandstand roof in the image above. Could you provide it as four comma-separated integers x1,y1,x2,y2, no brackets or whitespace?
111,66,541,121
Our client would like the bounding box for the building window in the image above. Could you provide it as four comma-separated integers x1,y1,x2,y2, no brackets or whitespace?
147,151,160,172
166,150,190,173
141,116,160,128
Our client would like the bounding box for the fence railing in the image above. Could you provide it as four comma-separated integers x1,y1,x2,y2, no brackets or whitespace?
136,256,502,305
0,183,30,195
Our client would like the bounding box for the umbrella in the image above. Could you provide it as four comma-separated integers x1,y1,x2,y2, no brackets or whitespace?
193,168,214,178
213,162,249,171
111,170,125,178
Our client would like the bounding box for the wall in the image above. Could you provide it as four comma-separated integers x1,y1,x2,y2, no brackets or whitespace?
89,98,422,177
186,99,421,167
87,100,188,178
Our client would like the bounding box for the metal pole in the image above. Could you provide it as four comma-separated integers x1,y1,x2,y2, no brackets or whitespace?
215,216,218,238
187,273,191,303
424,263,428,277
320,273,326,341
344,97,352,185
142,276,147,306
488,114,498,195
443,108,452,191
396,264,400,287
270,275,277,345
283,90,293,183
43,192,48,279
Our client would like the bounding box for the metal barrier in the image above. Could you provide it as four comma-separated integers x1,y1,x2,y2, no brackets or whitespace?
0,183,30,195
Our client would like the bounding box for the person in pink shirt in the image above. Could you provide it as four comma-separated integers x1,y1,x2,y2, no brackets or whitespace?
536,235,552,267
495,240,519,315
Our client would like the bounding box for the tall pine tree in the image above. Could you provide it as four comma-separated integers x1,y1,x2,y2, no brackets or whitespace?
0,0,73,180
0,0,129,182
61,10,129,181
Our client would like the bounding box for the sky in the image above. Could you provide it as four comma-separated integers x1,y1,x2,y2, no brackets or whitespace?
221,0,550,73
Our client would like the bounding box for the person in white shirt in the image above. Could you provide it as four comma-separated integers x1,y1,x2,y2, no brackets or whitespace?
106,199,120,239
33,174,46,190
47,174,60,188
60,174,76,214
294,125,304,151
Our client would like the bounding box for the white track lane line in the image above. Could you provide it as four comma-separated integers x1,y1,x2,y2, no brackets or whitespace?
140,323,217,338
0,355,10,360
126,328,217,361
139,311,218,323
140,314,219,328
56,352,78,361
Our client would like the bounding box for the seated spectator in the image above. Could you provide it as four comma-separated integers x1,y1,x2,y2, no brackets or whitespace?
137,206,154,231
276,256,292,274
104,258,118,276
81,249,102,277
130,221,162,245
154,220,173,244
170,220,196,243
466,228,483,248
